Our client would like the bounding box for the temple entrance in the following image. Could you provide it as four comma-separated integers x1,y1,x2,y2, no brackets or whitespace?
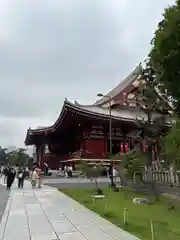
107,140,121,155
112,141,121,155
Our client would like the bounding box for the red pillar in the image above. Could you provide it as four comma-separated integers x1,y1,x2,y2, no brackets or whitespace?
38,145,44,168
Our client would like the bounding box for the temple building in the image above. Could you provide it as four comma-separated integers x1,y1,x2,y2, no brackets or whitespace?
24,65,170,169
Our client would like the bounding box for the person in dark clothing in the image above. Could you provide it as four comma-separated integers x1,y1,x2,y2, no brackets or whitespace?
108,166,112,178
17,168,26,188
6,168,16,189
43,162,49,176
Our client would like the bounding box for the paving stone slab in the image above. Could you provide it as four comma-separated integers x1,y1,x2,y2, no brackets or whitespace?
79,227,114,240
0,184,9,223
51,221,77,234
58,232,86,240
30,232,57,240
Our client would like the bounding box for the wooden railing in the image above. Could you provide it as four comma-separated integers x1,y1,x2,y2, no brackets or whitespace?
72,150,108,159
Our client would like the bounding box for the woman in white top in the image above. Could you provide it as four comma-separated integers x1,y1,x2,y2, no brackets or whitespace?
113,167,118,182
31,169,38,188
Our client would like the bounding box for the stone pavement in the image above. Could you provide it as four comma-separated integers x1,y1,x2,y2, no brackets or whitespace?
0,184,9,223
43,177,119,190
0,179,139,240
42,177,116,184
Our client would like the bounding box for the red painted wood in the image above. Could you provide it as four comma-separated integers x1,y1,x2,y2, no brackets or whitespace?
84,139,107,158
124,143,129,152
42,153,60,169
120,143,124,153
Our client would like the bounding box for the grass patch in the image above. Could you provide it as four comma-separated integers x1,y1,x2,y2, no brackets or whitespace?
60,188,180,240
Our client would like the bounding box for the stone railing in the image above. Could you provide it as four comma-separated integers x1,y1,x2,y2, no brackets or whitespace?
142,170,180,186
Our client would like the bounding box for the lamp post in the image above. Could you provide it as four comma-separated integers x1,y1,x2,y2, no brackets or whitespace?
97,93,114,187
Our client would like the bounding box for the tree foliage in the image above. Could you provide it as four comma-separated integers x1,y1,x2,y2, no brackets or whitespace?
6,148,30,166
80,162,103,180
113,149,143,175
0,147,7,164
132,67,169,171
163,119,180,169
112,69,169,182
112,67,170,200
120,150,145,178
78,161,104,191
150,0,180,113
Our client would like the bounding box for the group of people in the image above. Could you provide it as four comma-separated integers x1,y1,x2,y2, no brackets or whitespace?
0,164,42,190
0,165,26,189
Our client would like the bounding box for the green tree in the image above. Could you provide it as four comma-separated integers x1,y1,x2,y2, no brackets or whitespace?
121,150,145,178
134,68,169,176
113,69,170,200
150,0,180,114
163,119,180,169
0,147,7,164
7,148,30,166
78,161,104,195
112,149,145,190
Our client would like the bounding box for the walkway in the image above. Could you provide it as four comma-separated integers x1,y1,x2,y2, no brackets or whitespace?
0,179,139,240
0,185,9,223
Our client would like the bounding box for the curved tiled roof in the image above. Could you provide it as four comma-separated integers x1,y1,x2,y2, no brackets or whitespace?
26,97,164,136
25,98,170,145
25,98,140,144
27,99,138,133
94,64,142,106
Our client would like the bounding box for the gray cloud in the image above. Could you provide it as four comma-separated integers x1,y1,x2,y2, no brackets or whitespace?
0,0,175,148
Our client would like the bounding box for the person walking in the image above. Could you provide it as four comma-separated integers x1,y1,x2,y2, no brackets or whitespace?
43,162,49,176
35,165,42,188
3,166,8,184
17,167,25,188
25,166,30,179
68,165,73,178
6,167,16,190
113,167,118,183
31,168,38,188
64,165,68,178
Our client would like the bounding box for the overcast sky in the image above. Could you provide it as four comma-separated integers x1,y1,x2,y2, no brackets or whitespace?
0,0,175,149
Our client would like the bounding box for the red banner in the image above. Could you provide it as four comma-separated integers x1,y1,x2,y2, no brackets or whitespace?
120,143,124,153
125,143,129,152
143,143,148,152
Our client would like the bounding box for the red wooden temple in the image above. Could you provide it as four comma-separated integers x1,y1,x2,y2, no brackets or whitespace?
24,65,169,169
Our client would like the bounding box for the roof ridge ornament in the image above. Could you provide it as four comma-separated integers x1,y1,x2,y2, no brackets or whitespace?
74,100,80,105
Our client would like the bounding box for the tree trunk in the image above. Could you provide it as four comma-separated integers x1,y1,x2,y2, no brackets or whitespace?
118,168,129,187
146,145,153,182
169,163,176,185
146,165,153,182
93,177,99,189
144,146,160,201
